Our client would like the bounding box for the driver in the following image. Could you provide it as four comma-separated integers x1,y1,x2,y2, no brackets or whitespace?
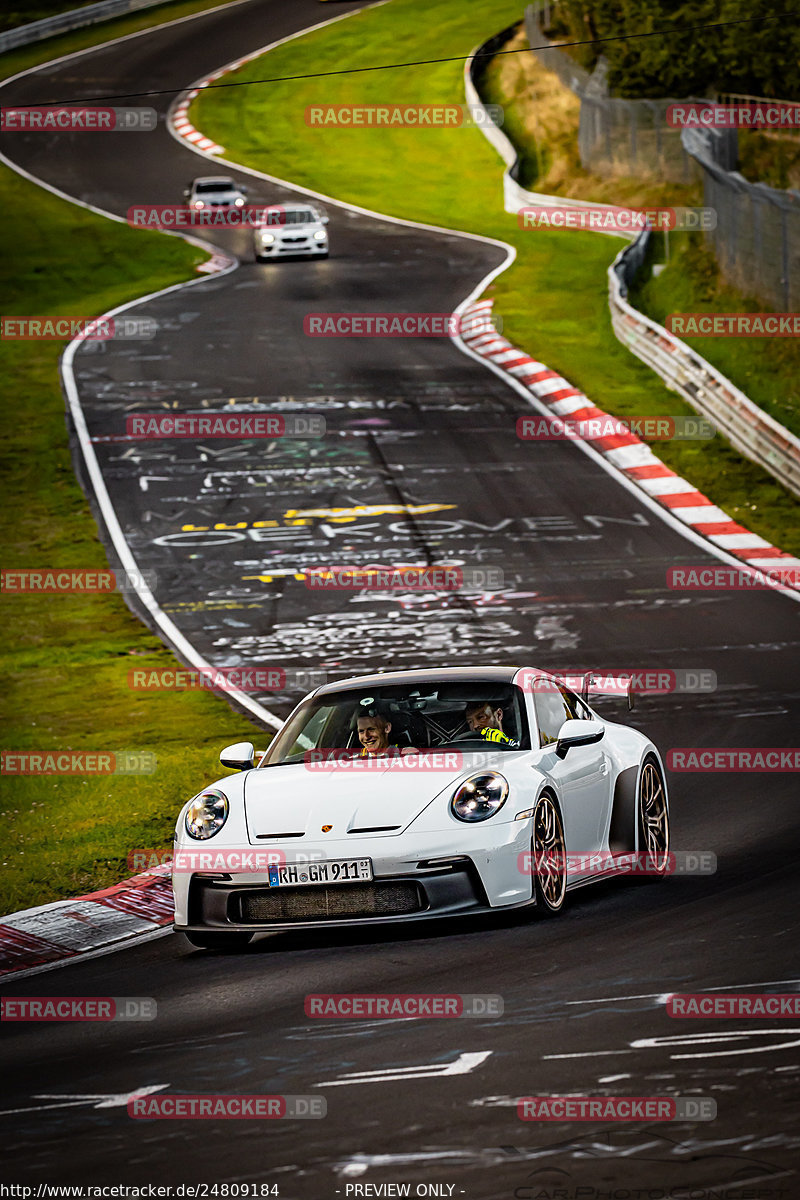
464,701,518,746
356,710,418,757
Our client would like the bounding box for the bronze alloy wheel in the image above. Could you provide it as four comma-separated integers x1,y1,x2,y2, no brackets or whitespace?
639,758,670,876
532,792,567,915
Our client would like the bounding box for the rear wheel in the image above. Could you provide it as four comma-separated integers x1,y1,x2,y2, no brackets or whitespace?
638,757,670,877
184,931,253,950
532,792,567,916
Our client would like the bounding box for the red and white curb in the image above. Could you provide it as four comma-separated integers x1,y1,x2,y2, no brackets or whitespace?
459,300,800,584
196,252,232,274
170,45,273,158
0,866,174,979
172,88,224,155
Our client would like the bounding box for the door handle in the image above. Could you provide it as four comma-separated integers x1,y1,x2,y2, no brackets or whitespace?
599,761,609,776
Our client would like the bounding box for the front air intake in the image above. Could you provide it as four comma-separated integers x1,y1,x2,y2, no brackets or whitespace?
237,882,423,922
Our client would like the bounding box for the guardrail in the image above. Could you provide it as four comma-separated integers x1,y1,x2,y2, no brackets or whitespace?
465,28,629,234
466,28,800,502
610,233,800,500
0,0,171,53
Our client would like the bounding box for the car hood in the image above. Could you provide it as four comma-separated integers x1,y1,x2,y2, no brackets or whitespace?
243,759,473,843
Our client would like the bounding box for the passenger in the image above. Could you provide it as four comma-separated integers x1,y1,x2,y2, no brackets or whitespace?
356,710,418,757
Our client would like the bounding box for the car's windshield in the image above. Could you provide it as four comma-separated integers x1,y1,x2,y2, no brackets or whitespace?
262,681,531,767
195,180,236,194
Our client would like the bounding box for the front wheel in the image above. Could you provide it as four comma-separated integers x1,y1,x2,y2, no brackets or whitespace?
531,792,567,916
183,931,253,950
638,757,670,877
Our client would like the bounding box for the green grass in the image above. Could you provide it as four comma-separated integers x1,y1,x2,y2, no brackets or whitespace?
191,0,800,556
0,160,262,916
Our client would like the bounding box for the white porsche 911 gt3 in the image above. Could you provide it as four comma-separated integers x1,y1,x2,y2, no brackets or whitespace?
173,667,670,949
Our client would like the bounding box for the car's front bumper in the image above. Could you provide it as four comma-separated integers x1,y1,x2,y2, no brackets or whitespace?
175,860,539,933
254,238,327,257
173,819,535,931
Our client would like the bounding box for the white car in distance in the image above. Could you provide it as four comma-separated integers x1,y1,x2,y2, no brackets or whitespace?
183,176,248,210
253,203,329,261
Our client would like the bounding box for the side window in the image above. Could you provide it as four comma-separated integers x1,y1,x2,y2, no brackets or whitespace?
531,680,578,747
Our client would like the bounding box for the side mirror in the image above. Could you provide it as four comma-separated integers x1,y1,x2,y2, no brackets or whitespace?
321,215,329,224
554,719,604,760
220,741,255,771
239,184,249,194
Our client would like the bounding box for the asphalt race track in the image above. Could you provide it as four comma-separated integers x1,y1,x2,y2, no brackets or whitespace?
0,1,798,1196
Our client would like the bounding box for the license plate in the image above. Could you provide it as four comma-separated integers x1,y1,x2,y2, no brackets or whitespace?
267,859,373,888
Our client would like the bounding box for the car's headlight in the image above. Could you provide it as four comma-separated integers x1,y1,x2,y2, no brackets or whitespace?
234,197,245,207
192,200,204,210
185,789,229,839
259,232,276,244
313,229,327,241
450,772,508,822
